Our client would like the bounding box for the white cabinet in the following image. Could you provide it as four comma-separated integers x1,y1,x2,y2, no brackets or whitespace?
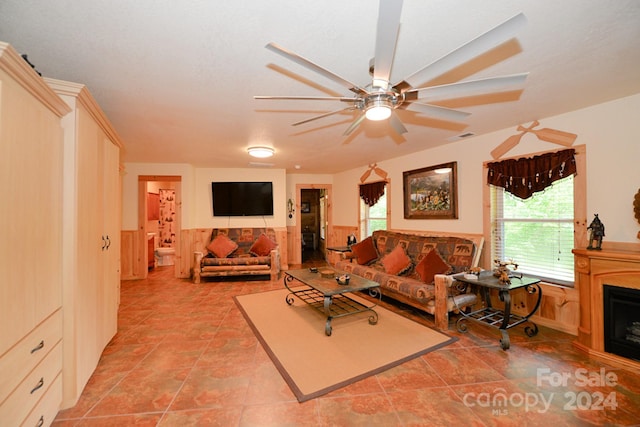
46,78,123,408
0,42,70,427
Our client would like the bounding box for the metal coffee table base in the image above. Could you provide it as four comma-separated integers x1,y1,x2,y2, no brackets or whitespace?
284,274,380,336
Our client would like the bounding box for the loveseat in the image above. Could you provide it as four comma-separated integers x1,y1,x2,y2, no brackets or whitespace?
193,228,280,283
335,230,484,330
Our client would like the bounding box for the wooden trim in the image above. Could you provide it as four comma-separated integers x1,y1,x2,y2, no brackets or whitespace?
45,78,124,149
138,175,182,182
0,42,71,117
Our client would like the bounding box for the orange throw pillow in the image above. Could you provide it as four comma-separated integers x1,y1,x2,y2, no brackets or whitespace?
415,249,451,284
206,234,238,258
250,233,277,256
381,245,412,275
350,236,378,265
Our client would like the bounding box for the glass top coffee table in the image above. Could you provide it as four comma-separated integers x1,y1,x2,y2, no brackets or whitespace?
284,268,381,336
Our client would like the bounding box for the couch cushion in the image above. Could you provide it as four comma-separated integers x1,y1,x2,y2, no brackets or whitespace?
350,236,378,265
250,233,277,256
372,230,476,274
415,249,451,284
381,245,412,275
207,234,238,258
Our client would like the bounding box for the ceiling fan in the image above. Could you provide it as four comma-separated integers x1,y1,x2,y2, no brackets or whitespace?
255,0,529,137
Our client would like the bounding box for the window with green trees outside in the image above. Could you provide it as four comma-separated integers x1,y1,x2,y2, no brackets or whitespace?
360,190,387,240
491,175,575,285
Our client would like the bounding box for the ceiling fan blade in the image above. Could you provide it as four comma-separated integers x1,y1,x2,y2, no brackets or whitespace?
404,102,470,122
373,0,403,86
400,13,527,88
292,107,355,126
531,128,577,146
389,111,408,135
490,132,525,159
407,73,528,102
343,112,366,136
266,42,368,95
254,95,358,103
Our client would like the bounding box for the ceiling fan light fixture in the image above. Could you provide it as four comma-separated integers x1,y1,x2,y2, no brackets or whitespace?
365,96,392,121
247,146,275,158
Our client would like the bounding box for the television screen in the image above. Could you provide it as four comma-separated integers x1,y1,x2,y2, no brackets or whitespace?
211,182,274,216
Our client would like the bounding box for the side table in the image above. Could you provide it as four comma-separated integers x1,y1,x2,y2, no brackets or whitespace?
453,271,542,350
326,245,352,265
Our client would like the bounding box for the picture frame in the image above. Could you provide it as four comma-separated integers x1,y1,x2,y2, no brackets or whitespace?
403,161,458,219
301,201,311,213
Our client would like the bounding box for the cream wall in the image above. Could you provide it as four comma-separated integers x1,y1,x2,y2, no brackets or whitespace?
332,93,640,243
193,168,286,228
122,163,287,230
122,94,640,243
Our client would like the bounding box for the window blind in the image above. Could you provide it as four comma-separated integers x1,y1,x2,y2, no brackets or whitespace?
491,175,575,285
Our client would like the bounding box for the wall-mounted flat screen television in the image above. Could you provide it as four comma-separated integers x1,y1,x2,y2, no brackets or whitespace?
211,182,274,216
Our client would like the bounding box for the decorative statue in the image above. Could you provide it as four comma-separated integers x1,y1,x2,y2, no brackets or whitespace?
587,213,605,250
493,259,521,285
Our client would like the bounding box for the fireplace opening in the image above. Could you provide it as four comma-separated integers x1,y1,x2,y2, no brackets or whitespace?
604,285,640,362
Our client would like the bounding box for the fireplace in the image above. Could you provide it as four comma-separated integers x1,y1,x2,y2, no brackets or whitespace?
604,285,640,361
573,246,640,370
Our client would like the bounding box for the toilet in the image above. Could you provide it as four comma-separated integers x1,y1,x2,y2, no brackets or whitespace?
155,247,175,266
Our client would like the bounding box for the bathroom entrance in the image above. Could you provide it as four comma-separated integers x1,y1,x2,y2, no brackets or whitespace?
139,175,182,278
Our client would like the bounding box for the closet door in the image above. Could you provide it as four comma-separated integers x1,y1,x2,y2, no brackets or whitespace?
0,69,64,353
101,137,120,342
75,104,104,387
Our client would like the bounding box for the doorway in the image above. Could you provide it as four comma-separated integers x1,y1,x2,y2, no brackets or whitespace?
138,175,182,278
295,184,332,265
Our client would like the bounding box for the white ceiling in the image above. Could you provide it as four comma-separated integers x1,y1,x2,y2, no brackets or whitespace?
1,0,639,174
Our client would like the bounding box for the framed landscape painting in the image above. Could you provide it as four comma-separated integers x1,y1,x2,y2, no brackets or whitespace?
403,162,458,219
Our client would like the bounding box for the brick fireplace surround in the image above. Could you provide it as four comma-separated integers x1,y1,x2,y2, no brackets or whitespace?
573,246,640,370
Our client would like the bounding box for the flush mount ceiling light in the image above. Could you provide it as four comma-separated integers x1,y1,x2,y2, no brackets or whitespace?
247,146,274,158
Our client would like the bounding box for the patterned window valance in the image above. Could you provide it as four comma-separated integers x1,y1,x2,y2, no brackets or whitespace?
360,181,386,207
487,148,576,199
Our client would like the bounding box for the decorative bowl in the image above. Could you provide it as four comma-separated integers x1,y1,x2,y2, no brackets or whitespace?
335,274,350,285
320,269,335,278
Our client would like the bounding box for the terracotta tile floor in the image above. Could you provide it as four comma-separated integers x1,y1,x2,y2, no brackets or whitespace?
53,265,640,426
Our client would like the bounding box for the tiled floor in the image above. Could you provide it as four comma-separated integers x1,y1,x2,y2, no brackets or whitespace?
53,264,640,426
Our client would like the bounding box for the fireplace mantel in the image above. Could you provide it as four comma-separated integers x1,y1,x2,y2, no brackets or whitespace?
573,247,640,370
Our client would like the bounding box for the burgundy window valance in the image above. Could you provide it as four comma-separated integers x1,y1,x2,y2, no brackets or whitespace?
487,148,577,199
360,181,387,207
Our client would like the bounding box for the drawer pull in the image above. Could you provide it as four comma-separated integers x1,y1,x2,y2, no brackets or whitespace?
36,416,44,427
30,377,44,394
31,340,45,354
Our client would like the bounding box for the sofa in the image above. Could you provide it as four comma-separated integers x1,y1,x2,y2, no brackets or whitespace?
193,228,281,283
335,229,484,330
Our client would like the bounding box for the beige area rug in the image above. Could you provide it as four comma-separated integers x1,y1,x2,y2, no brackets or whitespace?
234,287,457,402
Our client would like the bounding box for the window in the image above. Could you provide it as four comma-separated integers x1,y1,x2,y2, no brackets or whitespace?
491,175,575,285
360,188,387,240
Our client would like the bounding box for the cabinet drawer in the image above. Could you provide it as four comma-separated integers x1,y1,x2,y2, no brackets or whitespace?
21,373,62,427
0,341,62,425
0,310,62,404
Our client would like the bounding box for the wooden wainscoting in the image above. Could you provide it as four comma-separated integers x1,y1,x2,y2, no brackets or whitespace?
487,282,579,335
326,225,358,265
121,230,143,280
122,228,289,280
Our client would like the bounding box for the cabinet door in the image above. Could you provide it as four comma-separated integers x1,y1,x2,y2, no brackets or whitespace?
74,105,104,388
0,70,63,354
101,138,120,341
